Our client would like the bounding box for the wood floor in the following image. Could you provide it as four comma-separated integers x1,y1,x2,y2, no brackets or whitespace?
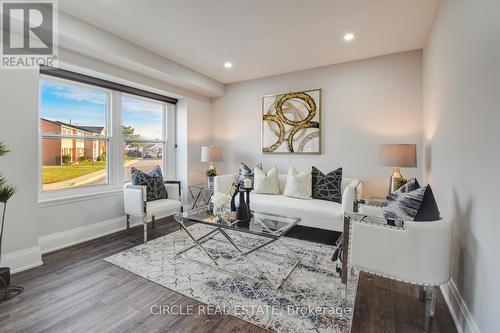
0,217,457,333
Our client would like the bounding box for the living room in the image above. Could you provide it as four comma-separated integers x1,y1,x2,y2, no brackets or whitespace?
0,1,498,332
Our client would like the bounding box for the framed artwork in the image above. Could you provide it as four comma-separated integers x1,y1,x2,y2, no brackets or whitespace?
262,89,321,154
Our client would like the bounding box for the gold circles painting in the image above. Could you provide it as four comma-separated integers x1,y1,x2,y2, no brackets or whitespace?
262,89,321,154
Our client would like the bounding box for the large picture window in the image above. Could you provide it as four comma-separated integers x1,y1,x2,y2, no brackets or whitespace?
38,68,177,200
39,78,111,192
122,95,167,182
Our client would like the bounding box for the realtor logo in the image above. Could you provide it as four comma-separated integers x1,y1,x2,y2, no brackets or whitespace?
1,0,58,68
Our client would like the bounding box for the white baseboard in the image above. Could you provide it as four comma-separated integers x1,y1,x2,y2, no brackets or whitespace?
38,215,142,254
441,280,480,333
0,246,43,274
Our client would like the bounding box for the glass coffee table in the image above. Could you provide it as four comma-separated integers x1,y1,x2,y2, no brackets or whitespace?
174,207,302,289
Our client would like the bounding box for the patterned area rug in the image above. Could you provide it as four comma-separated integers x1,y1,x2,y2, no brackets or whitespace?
105,225,358,333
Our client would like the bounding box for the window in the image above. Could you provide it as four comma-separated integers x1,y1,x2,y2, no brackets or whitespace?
39,78,110,192
122,95,167,182
38,68,177,200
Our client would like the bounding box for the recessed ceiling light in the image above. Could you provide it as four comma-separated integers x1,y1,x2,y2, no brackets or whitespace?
343,33,355,41
224,62,233,69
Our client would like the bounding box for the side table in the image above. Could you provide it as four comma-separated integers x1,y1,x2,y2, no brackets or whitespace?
188,184,214,210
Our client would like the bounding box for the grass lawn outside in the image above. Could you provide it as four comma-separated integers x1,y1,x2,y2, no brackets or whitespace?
43,162,107,184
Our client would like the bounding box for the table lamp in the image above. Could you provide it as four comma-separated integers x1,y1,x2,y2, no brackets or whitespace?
380,144,416,193
201,145,223,188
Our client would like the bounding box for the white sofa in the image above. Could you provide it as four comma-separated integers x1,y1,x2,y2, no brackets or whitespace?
214,174,362,232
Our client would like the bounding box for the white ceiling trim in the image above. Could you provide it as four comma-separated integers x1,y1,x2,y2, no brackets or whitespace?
57,12,225,98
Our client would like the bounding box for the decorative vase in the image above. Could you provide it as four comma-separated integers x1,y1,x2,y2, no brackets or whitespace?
230,183,240,212
245,188,252,218
236,189,249,222
207,176,214,189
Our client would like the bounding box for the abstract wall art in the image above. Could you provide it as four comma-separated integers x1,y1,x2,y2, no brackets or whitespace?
262,89,321,154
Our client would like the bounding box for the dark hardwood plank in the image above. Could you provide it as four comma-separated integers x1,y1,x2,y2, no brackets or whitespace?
0,217,457,332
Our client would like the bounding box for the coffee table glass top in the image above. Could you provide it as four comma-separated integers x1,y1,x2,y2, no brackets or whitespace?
176,207,301,238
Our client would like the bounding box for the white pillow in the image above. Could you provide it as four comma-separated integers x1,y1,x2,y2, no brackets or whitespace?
254,166,280,194
283,166,312,199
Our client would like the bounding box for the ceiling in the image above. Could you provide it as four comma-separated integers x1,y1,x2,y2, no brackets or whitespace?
59,0,440,84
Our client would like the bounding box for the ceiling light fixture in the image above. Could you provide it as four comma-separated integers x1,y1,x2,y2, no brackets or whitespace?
224,62,233,69
343,33,355,41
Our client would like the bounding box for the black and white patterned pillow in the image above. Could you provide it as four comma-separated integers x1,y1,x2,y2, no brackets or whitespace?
383,185,440,221
393,178,420,194
131,165,168,202
238,162,262,188
312,167,343,203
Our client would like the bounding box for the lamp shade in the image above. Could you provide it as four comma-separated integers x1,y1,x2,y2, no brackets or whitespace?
380,144,416,167
201,145,223,162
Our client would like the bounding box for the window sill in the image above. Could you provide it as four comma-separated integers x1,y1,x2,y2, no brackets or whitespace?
38,189,123,208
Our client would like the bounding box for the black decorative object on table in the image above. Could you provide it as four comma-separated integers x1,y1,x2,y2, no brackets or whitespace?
245,188,252,218
236,189,250,225
230,183,240,212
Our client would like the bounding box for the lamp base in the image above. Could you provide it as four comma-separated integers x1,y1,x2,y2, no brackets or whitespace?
388,167,403,194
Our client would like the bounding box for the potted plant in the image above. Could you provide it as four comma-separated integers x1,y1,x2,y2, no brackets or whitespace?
0,141,22,302
206,168,217,189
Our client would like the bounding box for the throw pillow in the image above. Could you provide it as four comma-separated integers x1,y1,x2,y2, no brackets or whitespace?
238,162,262,188
312,167,343,203
253,166,280,194
131,165,168,202
382,185,440,221
283,166,312,199
393,178,420,194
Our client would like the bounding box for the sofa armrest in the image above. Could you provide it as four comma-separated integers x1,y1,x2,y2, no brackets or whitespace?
214,174,239,194
124,182,146,216
342,179,362,213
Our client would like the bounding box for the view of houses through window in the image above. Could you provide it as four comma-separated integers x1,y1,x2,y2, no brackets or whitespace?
39,77,170,193
122,94,166,182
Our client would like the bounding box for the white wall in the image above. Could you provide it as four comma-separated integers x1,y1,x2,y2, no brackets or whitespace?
0,70,43,271
212,51,423,197
423,1,500,332
176,98,213,204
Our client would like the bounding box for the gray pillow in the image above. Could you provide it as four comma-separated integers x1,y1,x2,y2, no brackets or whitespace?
238,162,262,188
393,178,420,194
312,167,343,203
131,165,168,202
383,184,440,221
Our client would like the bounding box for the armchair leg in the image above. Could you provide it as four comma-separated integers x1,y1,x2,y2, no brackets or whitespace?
152,215,156,229
424,286,438,332
126,214,131,235
143,215,148,244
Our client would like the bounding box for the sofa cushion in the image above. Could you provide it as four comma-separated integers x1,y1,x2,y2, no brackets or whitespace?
312,167,343,203
283,166,312,199
249,193,344,230
238,162,262,189
254,166,280,194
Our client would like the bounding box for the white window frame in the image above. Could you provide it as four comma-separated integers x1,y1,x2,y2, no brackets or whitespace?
121,93,175,183
38,74,177,204
38,75,114,201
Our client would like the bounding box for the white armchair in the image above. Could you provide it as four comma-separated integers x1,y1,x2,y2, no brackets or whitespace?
345,207,452,331
124,181,182,243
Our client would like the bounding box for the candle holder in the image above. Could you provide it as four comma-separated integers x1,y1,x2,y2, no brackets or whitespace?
245,187,252,218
